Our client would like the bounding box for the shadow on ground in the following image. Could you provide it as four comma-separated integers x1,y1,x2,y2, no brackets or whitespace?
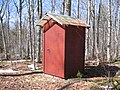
84,65,120,78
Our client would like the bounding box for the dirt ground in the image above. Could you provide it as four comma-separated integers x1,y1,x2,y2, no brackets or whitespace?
0,60,120,90
0,73,101,90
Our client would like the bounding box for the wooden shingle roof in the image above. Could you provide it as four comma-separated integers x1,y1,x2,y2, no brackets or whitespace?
36,13,90,28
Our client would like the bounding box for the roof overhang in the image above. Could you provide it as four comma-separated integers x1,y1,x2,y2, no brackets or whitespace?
36,13,90,28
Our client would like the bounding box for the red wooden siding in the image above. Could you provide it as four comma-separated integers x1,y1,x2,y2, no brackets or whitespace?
44,24,65,78
65,26,85,78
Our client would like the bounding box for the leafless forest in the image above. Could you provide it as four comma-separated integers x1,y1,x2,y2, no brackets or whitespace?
0,0,120,63
0,0,120,90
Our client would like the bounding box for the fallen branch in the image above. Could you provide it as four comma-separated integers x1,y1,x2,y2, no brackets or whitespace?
0,70,43,76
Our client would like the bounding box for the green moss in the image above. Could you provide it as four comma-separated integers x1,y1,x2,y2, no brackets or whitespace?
76,70,83,78
98,80,108,85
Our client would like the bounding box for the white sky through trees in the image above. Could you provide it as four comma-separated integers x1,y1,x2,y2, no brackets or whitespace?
0,0,119,29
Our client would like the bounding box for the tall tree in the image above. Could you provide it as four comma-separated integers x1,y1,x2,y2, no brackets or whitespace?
61,0,65,15
92,0,96,58
107,0,111,62
6,2,10,59
107,0,112,87
118,13,120,56
28,0,33,61
77,0,80,18
114,0,119,58
31,0,36,69
36,0,42,63
85,0,90,60
13,0,24,58
38,0,42,19
51,0,56,13
0,0,8,59
65,0,71,16
96,0,102,65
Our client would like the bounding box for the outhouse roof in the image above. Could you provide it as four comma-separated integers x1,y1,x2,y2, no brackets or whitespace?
36,13,90,28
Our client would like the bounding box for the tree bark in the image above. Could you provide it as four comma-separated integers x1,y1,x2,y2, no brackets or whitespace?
96,0,102,65
65,0,71,16
38,0,42,19
61,0,65,15
114,0,119,58
77,0,80,18
0,18,7,59
107,0,111,62
0,0,8,60
19,0,23,58
51,0,56,13
107,0,112,87
28,0,33,61
6,4,10,59
92,0,96,58
31,0,36,70
85,0,90,60
36,0,42,63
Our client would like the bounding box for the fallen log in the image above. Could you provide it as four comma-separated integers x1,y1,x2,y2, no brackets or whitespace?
0,70,43,76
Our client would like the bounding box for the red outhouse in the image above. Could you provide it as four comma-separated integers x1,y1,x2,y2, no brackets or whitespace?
36,13,90,79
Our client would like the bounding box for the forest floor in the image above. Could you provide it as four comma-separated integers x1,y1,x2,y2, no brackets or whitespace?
0,60,120,90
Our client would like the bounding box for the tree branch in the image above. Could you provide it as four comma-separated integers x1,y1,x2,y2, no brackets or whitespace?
13,0,19,13
0,0,5,16
1,0,8,18
22,0,25,4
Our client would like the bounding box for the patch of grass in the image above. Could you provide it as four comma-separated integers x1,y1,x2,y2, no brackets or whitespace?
36,68,42,71
97,78,120,89
0,61,5,65
112,79,120,90
112,61,120,64
76,70,83,78
97,80,108,85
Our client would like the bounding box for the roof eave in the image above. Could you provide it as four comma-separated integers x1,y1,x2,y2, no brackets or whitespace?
36,13,91,28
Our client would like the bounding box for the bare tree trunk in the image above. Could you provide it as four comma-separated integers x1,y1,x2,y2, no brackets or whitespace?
7,4,10,59
77,0,80,18
85,0,90,60
107,0,112,88
114,0,119,59
31,0,36,70
51,0,56,13
36,0,42,63
25,0,30,59
28,0,33,61
19,0,23,58
92,0,96,58
26,27,30,58
37,0,42,19
61,0,65,15
13,0,24,59
102,25,106,61
118,14,120,56
0,0,8,60
107,0,111,63
0,18,7,59
65,0,71,16
10,5,23,63
96,0,102,65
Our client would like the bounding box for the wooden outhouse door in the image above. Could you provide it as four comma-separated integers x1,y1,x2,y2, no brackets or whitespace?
44,24,65,78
